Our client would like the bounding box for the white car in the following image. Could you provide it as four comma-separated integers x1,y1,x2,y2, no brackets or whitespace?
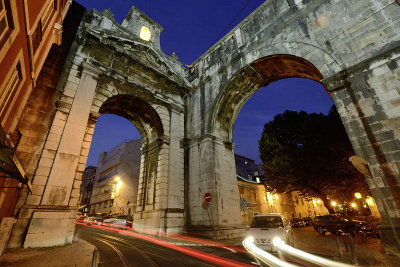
246,214,293,252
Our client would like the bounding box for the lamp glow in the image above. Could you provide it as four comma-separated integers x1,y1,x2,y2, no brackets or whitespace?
351,203,357,208
140,26,151,41
331,201,337,207
355,192,362,199
114,176,120,182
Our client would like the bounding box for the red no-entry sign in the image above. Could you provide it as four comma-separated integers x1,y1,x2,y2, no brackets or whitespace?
204,193,212,202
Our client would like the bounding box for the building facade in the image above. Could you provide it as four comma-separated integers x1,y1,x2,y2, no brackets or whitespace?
89,139,141,216
0,0,73,254
237,176,329,226
79,166,96,213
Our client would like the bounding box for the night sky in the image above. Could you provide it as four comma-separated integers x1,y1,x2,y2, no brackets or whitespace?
79,0,334,166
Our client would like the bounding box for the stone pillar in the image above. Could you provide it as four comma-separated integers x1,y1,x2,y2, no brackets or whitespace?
325,47,400,254
161,108,185,234
134,107,185,234
187,134,244,239
19,63,101,248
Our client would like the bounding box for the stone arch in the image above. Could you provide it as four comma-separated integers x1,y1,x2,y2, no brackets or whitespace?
210,54,324,141
99,94,164,146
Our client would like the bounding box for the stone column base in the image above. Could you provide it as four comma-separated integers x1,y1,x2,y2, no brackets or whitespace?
22,207,76,248
186,225,246,240
379,224,400,256
133,209,184,235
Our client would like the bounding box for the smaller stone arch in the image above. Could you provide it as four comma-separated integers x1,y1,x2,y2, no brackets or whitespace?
99,94,164,146
210,54,325,141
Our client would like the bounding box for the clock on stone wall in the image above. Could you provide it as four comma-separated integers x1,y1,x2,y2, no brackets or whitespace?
140,26,151,41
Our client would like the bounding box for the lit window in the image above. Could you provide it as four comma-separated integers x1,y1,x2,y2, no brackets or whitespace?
140,26,151,41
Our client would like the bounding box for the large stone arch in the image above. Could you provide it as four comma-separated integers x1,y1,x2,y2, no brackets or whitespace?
210,54,324,141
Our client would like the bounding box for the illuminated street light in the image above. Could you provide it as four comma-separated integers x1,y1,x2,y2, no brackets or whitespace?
355,192,362,199
331,201,337,207
351,203,357,208
114,176,120,182
317,199,321,204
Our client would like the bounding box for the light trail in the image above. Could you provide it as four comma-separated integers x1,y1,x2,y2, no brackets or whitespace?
272,237,352,267
242,237,298,267
76,222,255,267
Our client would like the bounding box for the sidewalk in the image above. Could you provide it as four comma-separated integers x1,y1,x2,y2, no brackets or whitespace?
292,227,400,266
0,238,97,267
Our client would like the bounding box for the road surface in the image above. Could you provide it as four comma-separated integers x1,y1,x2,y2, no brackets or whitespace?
75,224,256,267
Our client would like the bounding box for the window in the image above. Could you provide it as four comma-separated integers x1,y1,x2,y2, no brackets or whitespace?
0,0,12,41
41,0,56,29
109,199,114,207
103,201,108,208
31,0,57,56
31,21,42,55
0,62,22,122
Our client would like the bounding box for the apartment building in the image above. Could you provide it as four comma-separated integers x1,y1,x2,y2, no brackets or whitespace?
89,139,142,216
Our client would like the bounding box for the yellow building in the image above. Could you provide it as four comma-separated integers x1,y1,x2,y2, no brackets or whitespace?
237,176,329,225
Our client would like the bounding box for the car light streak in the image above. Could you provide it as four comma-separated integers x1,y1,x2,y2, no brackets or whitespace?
77,222,254,267
78,221,246,253
272,237,352,267
243,237,298,267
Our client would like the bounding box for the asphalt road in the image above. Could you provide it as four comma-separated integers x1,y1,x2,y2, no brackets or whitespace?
75,224,254,267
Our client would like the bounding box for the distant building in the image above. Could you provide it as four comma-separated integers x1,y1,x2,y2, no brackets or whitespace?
235,154,329,225
235,154,260,182
79,166,97,213
89,139,141,216
237,176,329,226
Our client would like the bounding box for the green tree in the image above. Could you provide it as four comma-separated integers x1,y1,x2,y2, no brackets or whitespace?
259,106,370,214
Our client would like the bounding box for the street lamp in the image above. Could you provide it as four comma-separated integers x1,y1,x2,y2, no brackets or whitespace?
355,192,361,199
331,201,337,207
351,202,357,208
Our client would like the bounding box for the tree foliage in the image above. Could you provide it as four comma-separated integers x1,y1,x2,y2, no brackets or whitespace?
259,106,370,213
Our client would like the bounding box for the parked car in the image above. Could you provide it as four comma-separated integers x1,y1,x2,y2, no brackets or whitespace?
351,219,379,237
103,215,133,227
83,216,103,226
302,217,313,226
312,215,358,235
312,214,381,238
290,218,306,228
246,214,293,252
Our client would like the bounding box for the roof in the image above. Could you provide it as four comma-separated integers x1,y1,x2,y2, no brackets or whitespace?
237,175,260,184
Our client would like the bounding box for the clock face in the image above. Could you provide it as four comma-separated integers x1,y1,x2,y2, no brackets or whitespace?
140,26,151,41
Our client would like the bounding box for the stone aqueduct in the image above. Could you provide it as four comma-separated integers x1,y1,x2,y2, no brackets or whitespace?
9,0,400,253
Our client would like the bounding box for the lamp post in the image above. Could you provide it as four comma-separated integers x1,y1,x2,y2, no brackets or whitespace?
354,192,364,216
331,201,337,213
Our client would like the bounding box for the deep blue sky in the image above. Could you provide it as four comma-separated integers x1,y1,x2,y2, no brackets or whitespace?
80,0,334,166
